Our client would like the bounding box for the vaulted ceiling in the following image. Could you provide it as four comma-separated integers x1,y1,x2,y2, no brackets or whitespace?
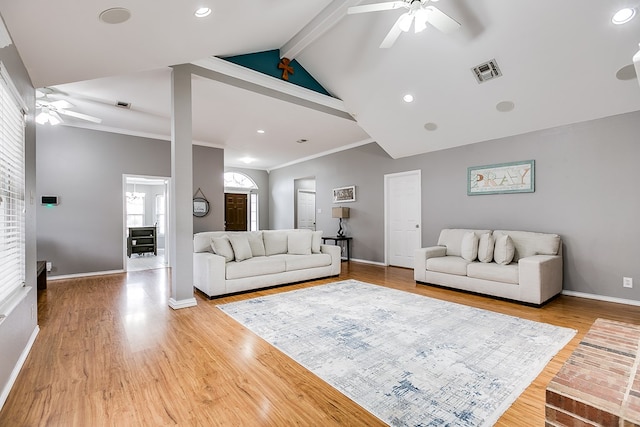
1,0,639,170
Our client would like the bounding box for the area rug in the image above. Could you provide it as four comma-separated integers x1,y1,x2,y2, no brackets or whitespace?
218,280,575,426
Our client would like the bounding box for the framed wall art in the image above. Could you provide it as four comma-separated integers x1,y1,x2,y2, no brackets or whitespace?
467,160,535,195
332,185,356,203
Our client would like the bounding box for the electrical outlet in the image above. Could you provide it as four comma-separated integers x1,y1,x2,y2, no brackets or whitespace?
46,262,52,272
623,277,633,288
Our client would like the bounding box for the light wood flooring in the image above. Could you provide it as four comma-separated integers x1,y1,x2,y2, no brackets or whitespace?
2,262,639,426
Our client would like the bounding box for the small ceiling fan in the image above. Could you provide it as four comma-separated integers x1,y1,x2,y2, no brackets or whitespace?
35,88,102,125
348,0,461,48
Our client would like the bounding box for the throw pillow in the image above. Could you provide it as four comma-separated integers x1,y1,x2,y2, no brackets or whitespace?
460,231,479,261
211,236,235,263
493,234,515,265
246,232,266,257
477,233,495,263
228,234,253,262
312,230,323,254
263,230,288,256
288,232,312,255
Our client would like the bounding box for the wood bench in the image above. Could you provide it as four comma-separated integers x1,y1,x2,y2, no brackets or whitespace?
546,318,640,426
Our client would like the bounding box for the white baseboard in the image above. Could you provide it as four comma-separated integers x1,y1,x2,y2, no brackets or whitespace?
350,258,387,266
0,325,39,411
48,269,125,281
168,297,197,310
561,290,640,307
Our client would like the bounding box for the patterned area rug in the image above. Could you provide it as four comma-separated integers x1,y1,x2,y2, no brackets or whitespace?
218,280,575,426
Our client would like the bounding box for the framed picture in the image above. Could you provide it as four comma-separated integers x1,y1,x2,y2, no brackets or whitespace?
468,160,535,195
332,185,356,203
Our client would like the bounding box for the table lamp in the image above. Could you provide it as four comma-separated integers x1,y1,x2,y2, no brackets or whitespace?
332,207,350,237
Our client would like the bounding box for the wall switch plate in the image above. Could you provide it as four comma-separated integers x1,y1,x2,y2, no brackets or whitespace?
46,262,52,272
623,277,633,288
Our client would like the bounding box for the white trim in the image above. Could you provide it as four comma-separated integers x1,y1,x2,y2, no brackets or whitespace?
48,270,125,281
349,258,387,266
562,290,640,307
269,138,374,172
0,19,12,49
168,297,197,310
0,286,31,321
0,325,39,411
191,56,349,113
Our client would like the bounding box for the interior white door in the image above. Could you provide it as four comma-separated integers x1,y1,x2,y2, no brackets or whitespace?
297,190,316,230
385,170,422,268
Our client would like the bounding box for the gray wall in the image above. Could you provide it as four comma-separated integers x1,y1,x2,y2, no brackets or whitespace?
269,110,640,302
36,128,226,275
0,40,38,407
225,166,270,230
193,145,224,233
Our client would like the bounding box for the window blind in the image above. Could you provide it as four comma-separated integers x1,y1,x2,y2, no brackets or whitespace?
0,62,26,304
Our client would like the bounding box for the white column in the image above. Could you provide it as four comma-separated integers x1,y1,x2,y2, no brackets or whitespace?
168,64,197,309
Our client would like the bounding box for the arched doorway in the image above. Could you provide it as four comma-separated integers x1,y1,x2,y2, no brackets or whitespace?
224,172,259,231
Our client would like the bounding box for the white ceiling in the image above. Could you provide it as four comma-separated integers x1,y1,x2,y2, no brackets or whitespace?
1,0,639,170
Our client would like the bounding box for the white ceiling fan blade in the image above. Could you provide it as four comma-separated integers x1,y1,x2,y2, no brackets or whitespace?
424,6,460,34
49,111,64,125
348,2,406,15
49,99,73,109
379,15,405,48
57,109,102,123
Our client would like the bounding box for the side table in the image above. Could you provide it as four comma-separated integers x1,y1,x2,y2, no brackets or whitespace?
37,260,47,290
321,236,352,261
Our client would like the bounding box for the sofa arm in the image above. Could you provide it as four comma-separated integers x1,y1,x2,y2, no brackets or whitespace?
414,246,447,282
518,255,563,304
193,252,227,298
321,244,341,276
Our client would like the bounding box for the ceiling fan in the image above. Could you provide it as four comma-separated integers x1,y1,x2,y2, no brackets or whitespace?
35,88,102,125
348,0,461,48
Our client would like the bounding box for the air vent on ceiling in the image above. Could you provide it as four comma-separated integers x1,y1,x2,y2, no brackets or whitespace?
472,59,502,84
115,101,131,109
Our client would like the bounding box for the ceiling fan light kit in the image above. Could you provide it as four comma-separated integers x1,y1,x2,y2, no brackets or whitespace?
348,0,461,48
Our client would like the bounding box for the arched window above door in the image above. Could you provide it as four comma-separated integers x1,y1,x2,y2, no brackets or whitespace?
224,172,257,189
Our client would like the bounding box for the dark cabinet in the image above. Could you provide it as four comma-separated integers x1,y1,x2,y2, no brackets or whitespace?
127,226,157,257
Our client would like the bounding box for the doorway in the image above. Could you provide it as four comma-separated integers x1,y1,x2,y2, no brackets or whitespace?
225,193,248,231
297,190,316,230
384,170,422,268
123,175,170,272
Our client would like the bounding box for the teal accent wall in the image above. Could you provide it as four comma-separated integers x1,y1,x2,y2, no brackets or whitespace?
221,50,333,97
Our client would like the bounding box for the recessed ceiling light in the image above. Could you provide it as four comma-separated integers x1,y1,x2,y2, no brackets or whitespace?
98,8,131,24
403,94,414,103
496,101,515,112
612,8,636,25
240,157,255,164
257,129,265,134
423,122,438,131
194,7,212,18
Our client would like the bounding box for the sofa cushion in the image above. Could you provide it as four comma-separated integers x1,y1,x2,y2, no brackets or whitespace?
461,232,479,261
437,229,492,257
493,230,561,261
246,231,265,257
494,234,515,265
477,233,494,263
263,230,289,256
426,256,470,276
312,230,323,254
211,236,234,263
228,234,253,262
283,253,332,271
288,231,312,255
467,262,519,285
225,256,286,280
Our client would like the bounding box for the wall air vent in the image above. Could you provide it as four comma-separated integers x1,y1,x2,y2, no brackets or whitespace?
472,59,502,84
116,101,131,109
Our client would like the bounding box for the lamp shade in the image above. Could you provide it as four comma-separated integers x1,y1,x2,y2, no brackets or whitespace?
332,207,350,219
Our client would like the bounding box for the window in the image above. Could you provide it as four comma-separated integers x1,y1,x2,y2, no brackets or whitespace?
0,63,26,304
126,192,145,227
155,194,165,235
250,193,258,231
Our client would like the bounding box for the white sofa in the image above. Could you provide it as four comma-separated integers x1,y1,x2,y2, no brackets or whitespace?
193,229,341,298
414,229,563,305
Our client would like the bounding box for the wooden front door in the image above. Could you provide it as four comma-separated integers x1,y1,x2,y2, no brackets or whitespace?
225,193,247,231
